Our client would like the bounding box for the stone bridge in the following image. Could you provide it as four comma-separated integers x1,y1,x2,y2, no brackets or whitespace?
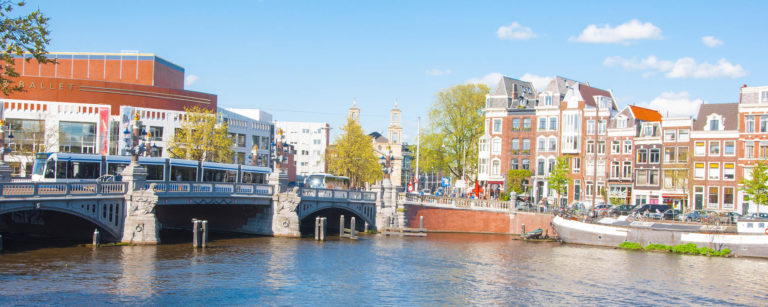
0,176,385,244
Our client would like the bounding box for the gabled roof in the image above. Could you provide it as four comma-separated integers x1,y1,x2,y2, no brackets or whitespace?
492,76,536,98
578,83,614,109
693,103,739,131
628,105,662,122
368,131,388,143
544,75,580,95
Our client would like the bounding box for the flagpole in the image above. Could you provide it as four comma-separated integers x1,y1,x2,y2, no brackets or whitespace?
415,116,420,193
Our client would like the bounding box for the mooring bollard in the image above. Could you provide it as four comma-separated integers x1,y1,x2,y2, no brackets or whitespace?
364,221,369,233
522,224,526,235
340,215,345,237
350,217,356,238
315,216,320,240
419,216,424,230
192,219,200,248
201,220,208,248
320,217,327,241
92,229,100,247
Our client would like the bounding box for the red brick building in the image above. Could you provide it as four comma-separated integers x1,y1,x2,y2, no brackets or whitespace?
737,85,768,214
691,103,739,212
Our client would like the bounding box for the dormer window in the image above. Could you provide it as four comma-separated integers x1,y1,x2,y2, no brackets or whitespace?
595,96,612,109
709,119,720,130
706,114,723,131
761,90,768,103
617,116,627,128
643,124,654,137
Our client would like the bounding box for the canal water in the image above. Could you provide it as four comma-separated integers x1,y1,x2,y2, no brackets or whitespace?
0,233,766,306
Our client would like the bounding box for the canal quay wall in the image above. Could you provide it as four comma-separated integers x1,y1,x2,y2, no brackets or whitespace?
403,204,556,236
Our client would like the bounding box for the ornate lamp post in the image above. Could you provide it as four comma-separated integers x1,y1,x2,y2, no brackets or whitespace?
268,128,289,191
0,118,14,182
124,113,148,165
380,145,393,185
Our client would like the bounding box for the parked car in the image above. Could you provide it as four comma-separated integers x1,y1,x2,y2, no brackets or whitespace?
631,204,671,218
609,204,635,216
684,210,706,222
662,209,682,220
594,204,612,216
723,212,742,223
746,212,768,220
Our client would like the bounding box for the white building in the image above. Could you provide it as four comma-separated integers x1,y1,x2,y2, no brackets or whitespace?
274,121,331,179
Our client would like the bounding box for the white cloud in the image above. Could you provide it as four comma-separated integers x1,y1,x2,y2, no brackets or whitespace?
519,73,552,91
639,91,703,117
466,72,503,87
185,74,199,86
570,19,662,44
701,36,723,47
497,22,537,40
425,69,452,76
603,55,747,79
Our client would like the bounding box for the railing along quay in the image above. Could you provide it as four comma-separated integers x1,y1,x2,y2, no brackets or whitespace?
148,182,274,196
0,182,128,197
300,188,377,202
399,193,516,213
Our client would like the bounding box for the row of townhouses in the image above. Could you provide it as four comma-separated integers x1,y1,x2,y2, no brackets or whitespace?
478,76,768,214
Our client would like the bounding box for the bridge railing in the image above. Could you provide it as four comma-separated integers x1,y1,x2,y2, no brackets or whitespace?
399,193,514,212
300,188,377,202
0,182,128,197
148,182,274,196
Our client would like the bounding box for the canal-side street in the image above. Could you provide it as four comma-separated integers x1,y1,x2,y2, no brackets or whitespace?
0,233,766,306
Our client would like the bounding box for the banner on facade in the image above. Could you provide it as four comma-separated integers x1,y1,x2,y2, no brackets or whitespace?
118,106,134,155
98,107,110,155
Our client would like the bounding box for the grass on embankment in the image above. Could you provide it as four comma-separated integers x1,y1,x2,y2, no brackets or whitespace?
618,241,730,257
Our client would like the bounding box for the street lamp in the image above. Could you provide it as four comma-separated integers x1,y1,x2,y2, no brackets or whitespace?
380,145,393,182
442,144,467,194
123,112,147,164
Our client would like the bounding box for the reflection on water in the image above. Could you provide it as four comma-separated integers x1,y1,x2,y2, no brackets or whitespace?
0,233,767,306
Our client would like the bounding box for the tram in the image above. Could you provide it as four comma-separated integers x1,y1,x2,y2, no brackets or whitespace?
304,173,350,190
30,152,271,184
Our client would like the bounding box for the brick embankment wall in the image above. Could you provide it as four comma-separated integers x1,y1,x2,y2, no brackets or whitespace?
404,205,557,236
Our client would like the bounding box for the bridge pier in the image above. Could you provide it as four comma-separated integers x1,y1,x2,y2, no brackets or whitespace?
120,164,161,245
271,187,300,237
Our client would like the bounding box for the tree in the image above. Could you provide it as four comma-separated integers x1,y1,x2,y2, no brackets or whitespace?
741,161,768,216
167,106,233,163
547,156,571,207
0,1,53,96
506,169,532,195
421,83,489,185
326,115,382,188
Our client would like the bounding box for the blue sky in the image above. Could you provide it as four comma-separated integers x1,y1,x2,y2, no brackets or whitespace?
35,0,767,142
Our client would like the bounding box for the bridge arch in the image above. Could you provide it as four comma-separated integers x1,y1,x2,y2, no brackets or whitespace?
298,201,375,227
0,199,124,239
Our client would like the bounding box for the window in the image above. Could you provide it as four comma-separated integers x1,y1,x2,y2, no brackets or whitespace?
677,147,688,163
694,141,706,156
493,119,502,133
649,170,659,185
572,157,581,173
643,124,654,137
149,126,163,141
617,117,627,128
761,117,768,133
512,118,521,131
762,144,768,159
611,161,620,178
537,159,545,176
511,159,519,170
522,159,530,170
724,141,735,156
538,118,546,130
637,149,648,163
709,163,720,180
523,118,531,131
746,116,755,133
708,141,720,156
664,147,676,163
596,141,605,154
479,139,489,152
598,120,606,134
313,139,321,145
586,140,595,154
492,138,501,154
694,162,705,179
479,158,488,174
723,187,735,208
664,170,675,189
491,159,501,176
678,129,689,141
548,158,556,173
709,118,720,131
538,137,546,151
649,148,660,163
636,170,648,185
522,139,530,152
664,130,675,142
762,91,768,103
724,163,735,180
549,137,557,152
511,139,520,153
59,121,96,154
549,117,557,131
611,141,620,154
745,142,755,159
587,120,595,134
574,180,581,201
622,162,632,178
708,187,719,208
543,95,553,106
623,140,632,154
586,182,593,196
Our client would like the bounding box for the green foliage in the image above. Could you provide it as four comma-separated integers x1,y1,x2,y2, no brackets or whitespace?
547,156,571,202
609,197,624,206
671,243,704,254
167,106,233,163
618,241,642,250
0,1,53,96
505,169,532,195
326,116,382,188
420,83,489,180
741,160,768,215
499,193,510,201
644,244,672,252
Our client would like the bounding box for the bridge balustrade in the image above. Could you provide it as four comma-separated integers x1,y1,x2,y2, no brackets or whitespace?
300,188,377,202
147,182,273,196
0,182,128,197
401,193,513,213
